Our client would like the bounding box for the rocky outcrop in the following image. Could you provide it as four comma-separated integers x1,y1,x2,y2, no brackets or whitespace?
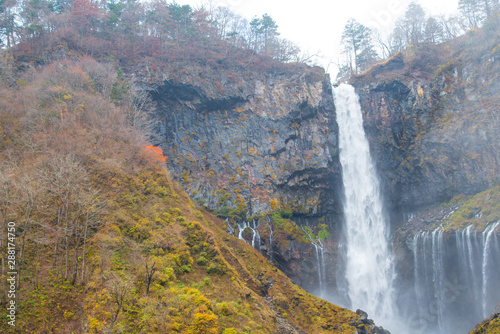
149,64,342,219
352,32,500,220
145,62,344,292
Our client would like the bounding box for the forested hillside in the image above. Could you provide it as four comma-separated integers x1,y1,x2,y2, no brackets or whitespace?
1,0,499,333
0,1,379,333
0,47,379,334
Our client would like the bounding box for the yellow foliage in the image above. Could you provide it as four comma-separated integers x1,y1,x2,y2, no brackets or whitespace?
191,311,219,334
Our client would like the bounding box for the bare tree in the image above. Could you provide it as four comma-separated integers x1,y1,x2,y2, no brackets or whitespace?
142,257,157,296
80,187,105,284
41,154,88,280
437,14,466,40
108,275,131,333
15,173,43,301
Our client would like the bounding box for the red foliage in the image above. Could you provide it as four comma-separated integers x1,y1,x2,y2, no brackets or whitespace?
70,0,102,34
144,143,167,164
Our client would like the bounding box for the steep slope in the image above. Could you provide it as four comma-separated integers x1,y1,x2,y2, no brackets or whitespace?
0,56,375,334
471,312,500,334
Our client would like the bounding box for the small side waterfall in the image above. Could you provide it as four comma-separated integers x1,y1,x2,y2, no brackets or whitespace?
481,221,499,317
226,218,234,236
302,227,326,297
236,219,261,251
334,84,396,328
411,222,500,333
266,216,274,263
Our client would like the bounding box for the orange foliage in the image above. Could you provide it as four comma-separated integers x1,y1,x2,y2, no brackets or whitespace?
144,143,167,164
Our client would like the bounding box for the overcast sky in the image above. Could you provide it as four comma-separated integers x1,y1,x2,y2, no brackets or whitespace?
173,0,459,75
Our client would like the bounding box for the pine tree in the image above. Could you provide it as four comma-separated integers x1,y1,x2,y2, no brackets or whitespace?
341,18,377,75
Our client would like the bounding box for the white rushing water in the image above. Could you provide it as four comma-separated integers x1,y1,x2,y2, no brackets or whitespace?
411,221,500,333
236,219,261,251
266,216,274,263
333,84,396,327
302,226,327,298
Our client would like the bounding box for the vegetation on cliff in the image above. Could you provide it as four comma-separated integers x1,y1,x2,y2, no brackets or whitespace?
0,52,367,333
441,185,500,232
471,314,500,334
337,0,499,80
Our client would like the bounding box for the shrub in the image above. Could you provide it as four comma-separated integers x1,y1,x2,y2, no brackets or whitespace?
191,312,219,334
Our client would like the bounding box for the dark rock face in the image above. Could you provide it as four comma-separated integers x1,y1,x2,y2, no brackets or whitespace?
150,66,342,219
353,44,500,223
148,64,344,291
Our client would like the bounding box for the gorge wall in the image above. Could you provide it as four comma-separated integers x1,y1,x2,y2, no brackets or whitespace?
145,62,345,292
351,29,500,332
352,31,500,219
145,29,500,322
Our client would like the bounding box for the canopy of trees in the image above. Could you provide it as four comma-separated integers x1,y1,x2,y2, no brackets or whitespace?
338,0,499,81
0,0,303,68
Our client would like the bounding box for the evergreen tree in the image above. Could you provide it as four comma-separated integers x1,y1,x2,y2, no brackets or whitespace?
341,18,377,75
424,17,444,43
249,13,279,53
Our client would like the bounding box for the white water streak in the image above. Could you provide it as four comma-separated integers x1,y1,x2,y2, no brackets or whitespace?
302,227,326,297
482,221,500,317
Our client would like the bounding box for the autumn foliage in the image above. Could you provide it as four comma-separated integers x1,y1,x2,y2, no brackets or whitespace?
144,143,167,164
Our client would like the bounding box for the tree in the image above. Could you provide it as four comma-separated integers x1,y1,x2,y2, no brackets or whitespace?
70,0,102,36
424,17,444,43
259,13,278,53
19,0,53,40
0,0,18,47
403,2,426,46
459,0,485,28
107,275,131,332
0,161,17,306
41,154,89,280
341,18,377,75
437,14,465,40
249,13,279,53
142,256,157,295
167,2,193,43
387,2,427,54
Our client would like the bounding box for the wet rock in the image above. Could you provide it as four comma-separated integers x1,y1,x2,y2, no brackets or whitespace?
356,309,368,321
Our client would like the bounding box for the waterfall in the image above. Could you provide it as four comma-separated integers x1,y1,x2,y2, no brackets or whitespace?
226,218,235,236
236,219,261,251
302,227,326,298
482,221,500,317
411,222,500,333
266,216,274,263
333,84,396,326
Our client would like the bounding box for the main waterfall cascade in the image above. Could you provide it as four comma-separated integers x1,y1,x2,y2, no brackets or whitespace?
331,84,500,334
333,84,397,329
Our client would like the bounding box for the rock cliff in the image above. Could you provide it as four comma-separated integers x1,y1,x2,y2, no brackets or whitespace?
352,30,500,220
145,62,344,290
349,29,500,333
149,64,342,219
